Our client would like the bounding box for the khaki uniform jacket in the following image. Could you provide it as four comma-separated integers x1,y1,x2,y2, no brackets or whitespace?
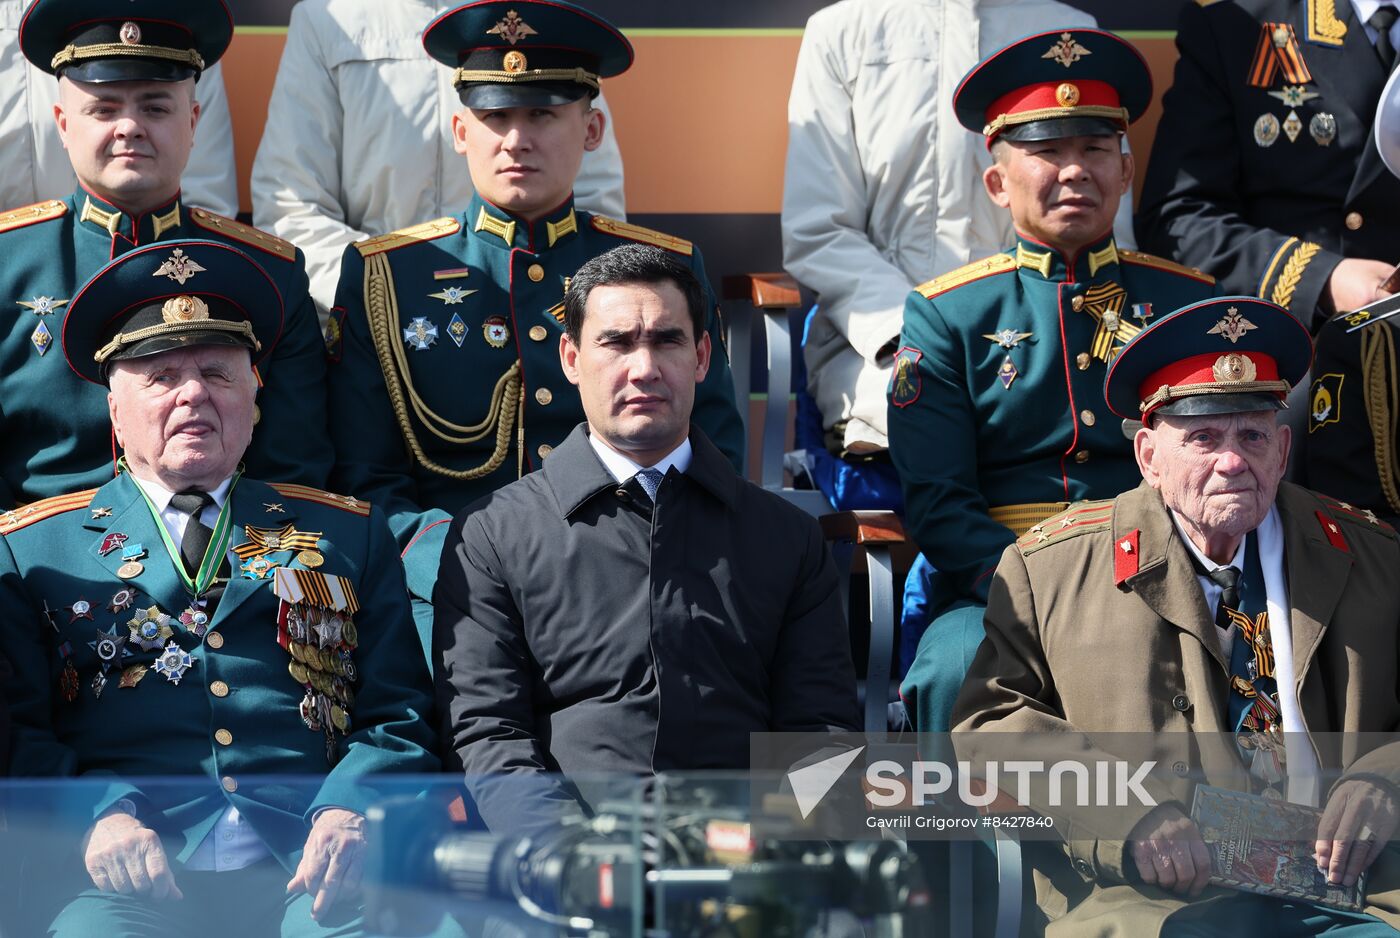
952,481,1400,936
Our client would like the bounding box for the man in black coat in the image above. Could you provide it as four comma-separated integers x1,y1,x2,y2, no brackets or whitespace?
433,244,859,832
1136,0,1400,519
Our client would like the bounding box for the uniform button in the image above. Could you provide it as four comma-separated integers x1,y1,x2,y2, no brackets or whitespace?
210,680,229,698
223,831,234,840
1073,858,1093,877
1080,410,1096,427
615,487,630,501
537,444,553,459
1074,449,1090,464
221,775,238,793
1076,353,1091,371
1172,760,1189,777
206,632,224,649
215,728,233,746
1345,211,1364,231
535,387,553,405
1071,295,1085,312
529,325,548,342
527,263,545,282
1172,694,1190,712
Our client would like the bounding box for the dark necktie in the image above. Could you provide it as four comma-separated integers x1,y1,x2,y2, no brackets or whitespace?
634,468,664,504
1371,5,1398,71
1206,565,1242,632
1208,533,1279,741
170,490,215,579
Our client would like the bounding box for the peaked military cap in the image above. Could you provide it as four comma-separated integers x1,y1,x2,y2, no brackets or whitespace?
20,0,231,82
1104,297,1313,422
423,0,633,109
63,239,284,385
954,28,1152,143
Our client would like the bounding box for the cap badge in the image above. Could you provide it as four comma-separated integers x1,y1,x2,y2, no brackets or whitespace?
153,248,206,285
162,295,209,324
119,22,142,46
502,50,528,74
487,10,538,45
1207,307,1258,344
1212,353,1258,384
1043,32,1090,68
1055,82,1080,108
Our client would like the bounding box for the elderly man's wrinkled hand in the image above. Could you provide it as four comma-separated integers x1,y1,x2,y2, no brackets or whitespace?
1127,804,1212,897
82,811,183,900
1316,779,1398,888
287,807,366,920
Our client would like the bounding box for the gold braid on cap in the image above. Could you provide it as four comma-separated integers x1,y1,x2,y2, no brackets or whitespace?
1139,380,1292,413
452,66,599,91
51,43,204,71
93,320,258,365
983,105,1129,136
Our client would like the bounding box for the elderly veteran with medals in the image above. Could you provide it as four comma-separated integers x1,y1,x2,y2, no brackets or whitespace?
953,296,1400,936
0,240,442,937
889,29,1218,734
0,0,333,507
326,0,744,655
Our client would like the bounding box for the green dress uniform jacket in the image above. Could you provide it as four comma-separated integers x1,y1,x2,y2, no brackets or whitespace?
327,193,744,604
888,233,1217,600
0,472,438,872
952,482,1400,936
0,189,333,507
1136,0,1400,326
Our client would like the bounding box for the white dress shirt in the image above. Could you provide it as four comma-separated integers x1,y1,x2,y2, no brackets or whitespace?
130,474,269,871
587,433,693,485
1171,506,1320,806
0,0,238,215
781,0,1136,451
1352,0,1400,50
251,0,628,314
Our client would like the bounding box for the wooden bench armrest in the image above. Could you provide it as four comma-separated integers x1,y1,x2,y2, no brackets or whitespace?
818,510,906,545
722,272,801,309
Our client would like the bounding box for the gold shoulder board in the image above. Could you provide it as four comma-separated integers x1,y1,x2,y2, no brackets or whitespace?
188,208,296,262
1118,249,1216,285
0,489,98,534
589,215,693,256
1017,500,1115,554
267,483,372,517
916,254,1016,300
0,199,67,235
1315,493,1397,536
355,217,461,258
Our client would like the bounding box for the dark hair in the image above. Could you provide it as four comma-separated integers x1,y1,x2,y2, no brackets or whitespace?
564,244,705,343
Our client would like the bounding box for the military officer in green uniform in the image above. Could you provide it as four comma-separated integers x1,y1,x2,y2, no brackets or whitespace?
0,239,443,937
327,0,744,645
0,0,332,509
889,29,1219,732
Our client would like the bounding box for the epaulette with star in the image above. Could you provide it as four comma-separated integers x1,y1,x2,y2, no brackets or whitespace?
1118,249,1215,285
916,254,1016,300
0,199,67,235
1315,493,1396,537
354,217,460,258
1017,499,1115,554
0,489,98,534
267,483,371,517
589,216,693,256
188,207,296,262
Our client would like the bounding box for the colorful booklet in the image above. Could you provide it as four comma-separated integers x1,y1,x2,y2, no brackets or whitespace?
1190,785,1365,913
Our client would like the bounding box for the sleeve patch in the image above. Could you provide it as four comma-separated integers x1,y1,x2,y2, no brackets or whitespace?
890,346,923,408
325,307,347,364
1308,372,1343,432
